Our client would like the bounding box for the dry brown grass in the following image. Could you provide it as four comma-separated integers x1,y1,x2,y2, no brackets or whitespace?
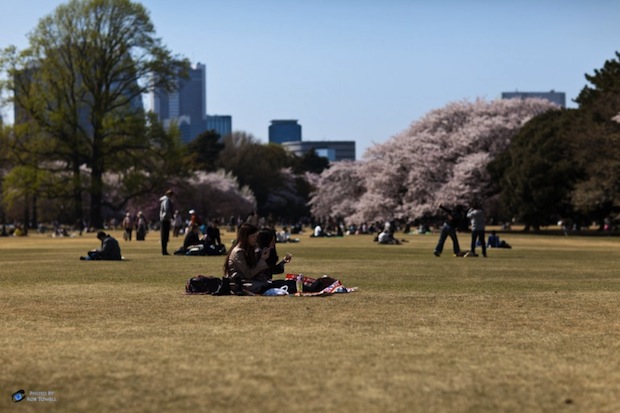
1,230,619,412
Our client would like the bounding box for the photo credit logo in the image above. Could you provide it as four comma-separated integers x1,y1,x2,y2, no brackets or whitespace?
11,390,26,402
10,389,58,403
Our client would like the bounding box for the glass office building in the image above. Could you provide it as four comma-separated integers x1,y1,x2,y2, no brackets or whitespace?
152,63,208,143
269,120,302,144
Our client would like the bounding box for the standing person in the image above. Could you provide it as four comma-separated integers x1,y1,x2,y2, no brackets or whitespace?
223,223,271,295
246,211,259,226
122,212,133,241
136,211,147,241
433,204,463,257
159,189,174,255
75,218,85,236
466,204,487,257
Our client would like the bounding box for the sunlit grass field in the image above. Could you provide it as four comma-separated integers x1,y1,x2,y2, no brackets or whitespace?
1,229,619,413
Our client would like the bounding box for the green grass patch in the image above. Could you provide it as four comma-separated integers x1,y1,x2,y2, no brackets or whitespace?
1,231,619,412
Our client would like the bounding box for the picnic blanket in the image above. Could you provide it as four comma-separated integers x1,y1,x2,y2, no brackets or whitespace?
280,273,358,296
185,273,357,296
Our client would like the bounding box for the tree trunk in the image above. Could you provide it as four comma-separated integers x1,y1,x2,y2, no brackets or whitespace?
23,195,30,235
90,169,103,229
90,133,104,229
31,193,38,229
72,158,82,223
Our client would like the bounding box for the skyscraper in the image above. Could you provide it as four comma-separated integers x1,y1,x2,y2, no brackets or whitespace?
269,120,302,144
152,62,208,143
206,115,232,138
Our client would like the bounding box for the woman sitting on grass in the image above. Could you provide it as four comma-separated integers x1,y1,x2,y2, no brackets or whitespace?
223,223,271,295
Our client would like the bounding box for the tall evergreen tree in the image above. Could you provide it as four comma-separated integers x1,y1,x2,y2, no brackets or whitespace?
493,110,582,230
571,52,620,224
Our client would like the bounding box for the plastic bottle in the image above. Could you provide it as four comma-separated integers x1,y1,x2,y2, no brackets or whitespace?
296,274,303,296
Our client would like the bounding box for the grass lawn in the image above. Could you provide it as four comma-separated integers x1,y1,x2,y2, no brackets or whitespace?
1,229,619,413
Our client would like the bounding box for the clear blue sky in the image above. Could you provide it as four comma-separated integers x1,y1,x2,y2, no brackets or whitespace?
1,0,619,158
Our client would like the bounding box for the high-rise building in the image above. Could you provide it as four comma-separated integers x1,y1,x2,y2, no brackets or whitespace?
501,90,566,108
206,115,232,138
282,141,356,161
152,63,208,143
269,120,302,144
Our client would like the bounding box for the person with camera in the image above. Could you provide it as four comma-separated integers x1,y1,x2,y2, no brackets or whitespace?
433,204,464,257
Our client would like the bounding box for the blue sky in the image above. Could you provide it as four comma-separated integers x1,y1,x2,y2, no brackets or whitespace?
1,0,619,158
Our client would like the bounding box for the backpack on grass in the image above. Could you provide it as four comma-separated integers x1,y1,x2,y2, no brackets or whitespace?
185,275,223,295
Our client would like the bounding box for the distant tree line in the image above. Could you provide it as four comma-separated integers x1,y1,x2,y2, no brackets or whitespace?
1,0,618,232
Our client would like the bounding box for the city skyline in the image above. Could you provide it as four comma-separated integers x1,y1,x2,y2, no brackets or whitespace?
1,0,619,159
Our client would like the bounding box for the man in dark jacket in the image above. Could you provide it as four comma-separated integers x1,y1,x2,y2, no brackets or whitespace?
433,204,463,257
81,231,122,260
159,189,174,255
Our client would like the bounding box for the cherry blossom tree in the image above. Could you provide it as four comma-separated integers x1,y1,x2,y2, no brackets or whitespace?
310,98,557,224
309,161,365,220
121,169,255,223
179,170,256,220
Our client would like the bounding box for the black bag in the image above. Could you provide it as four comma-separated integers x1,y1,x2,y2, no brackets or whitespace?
185,275,223,294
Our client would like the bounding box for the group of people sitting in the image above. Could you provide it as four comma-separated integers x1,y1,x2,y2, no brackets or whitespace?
224,223,294,295
375,222,408,245
173,221,226,256
219,222,348,296
77,219,351,297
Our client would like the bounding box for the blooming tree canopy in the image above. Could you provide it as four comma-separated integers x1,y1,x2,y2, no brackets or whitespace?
309,161,365,220
183,170,256,219
311,98,557,224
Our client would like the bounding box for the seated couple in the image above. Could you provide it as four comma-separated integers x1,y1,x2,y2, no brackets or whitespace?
174,223,226,256
224,224,294,295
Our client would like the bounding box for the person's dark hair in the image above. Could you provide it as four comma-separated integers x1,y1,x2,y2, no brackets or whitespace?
97,231,106,240
257,228,279,267
223,223,259,276
257,228,276,249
